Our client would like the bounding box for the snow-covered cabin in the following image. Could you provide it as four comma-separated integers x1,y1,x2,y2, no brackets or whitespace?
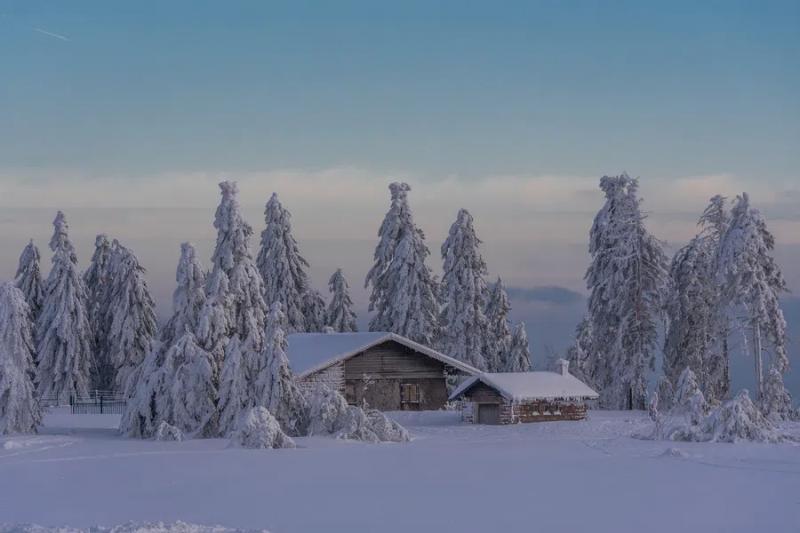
449,360,599,424
286,332,480,411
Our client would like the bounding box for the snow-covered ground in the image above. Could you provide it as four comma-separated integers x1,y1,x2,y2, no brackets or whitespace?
1,408,798,533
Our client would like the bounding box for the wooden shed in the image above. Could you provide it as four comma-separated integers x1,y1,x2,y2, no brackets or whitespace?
449,360,599,424
286,332,479,411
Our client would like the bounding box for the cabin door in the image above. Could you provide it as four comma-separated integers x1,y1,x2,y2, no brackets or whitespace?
477,403,500,425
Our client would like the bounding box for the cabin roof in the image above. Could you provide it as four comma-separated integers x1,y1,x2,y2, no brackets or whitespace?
449,371,599,402
286,332,481,378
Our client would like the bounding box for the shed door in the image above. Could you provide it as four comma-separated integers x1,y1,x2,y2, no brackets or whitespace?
477,403,500,425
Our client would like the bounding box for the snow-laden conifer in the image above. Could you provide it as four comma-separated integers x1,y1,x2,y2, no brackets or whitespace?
122,244,207,439
0,282,41,434
504,322,532,372
717,193,790,416
161,243,206,348
302,289,327,333
199,181,266,367
671,367,708,425
216,335,250,436
485,278,513,372
170,331,218,437
83,234,114,387
365,182,439,345
257,193,310,333
566,318,594,387
14,240,44,325
103,241,158,391
254,302,308,436
663,196,731,404
583,175,667,410
439,209,490,370
36,211,92,403
326,269,357,332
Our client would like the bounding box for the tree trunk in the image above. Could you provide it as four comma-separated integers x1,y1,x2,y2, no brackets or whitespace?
753,323,763,401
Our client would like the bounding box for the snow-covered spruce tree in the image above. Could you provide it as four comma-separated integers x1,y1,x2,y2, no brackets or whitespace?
584,175,668,410
83,234,114,388
121,243,207,438
216,334,250,435
365,182,440,345
254,302,308,436
103,240,158,391
161,242,207,348
505,322,532,372
326,269,358,332
0,282,41,434
439,209,490,370
14,240,44,326
257,193,311,333
671,367,709,425
302,289,327,333
566,317,594,387
663,196,730,404
485,277,513,372
170,330,218,437
199,181,267,367
36,211,92,403
717,193,791,419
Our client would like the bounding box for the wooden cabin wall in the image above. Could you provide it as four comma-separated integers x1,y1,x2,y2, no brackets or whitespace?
343,340,449,411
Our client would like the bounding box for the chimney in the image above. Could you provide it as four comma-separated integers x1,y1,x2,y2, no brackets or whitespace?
557,358,570,376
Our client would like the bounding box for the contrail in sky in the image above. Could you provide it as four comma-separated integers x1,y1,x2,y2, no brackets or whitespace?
33,27,70,41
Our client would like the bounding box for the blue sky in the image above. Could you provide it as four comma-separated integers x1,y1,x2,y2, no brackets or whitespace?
1,1,798,179
1,1,799,395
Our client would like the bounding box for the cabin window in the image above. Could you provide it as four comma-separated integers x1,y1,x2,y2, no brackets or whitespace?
401,383,420,404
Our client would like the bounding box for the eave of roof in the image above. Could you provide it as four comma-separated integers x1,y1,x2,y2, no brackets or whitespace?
449,373,600,402
294,332,481,379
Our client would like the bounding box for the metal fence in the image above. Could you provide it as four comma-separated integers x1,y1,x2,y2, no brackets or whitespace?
39,390,126,414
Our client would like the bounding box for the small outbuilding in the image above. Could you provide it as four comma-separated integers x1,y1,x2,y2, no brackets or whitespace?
286,331,480,411
449,360,599,425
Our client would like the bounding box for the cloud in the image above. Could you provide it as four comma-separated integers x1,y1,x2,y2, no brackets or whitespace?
1,167,796,246
507,285,585,305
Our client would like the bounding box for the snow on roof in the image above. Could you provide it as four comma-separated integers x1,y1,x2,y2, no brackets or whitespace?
449,372,599,402
286,332,481,378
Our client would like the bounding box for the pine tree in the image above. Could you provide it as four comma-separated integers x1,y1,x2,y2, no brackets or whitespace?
0,282,41,434
584,174,668,410
303,289,327,332
566,317,594,387
161,242,207,347
717,193,791,418
254,302,308,436
663,196,730,404
199,181,267,367
121,244,208,438
485,277,513,372
257,192,311,333
326,269,358,332
170,331,218,437
440,209,490,370
36,211,93,403
365,183,440,345
104,240,158,391
216,335,250,436
14,240,44,326
83,234,114,388
505,322,532,372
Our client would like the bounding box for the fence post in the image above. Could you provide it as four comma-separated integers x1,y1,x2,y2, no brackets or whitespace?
100,395,104,414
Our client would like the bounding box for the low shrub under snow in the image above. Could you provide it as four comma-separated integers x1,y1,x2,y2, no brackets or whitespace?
154,422,184,442
230,407,295,449
305,385,410,443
